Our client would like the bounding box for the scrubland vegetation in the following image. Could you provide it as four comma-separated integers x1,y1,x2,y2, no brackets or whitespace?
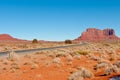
0,41,120,80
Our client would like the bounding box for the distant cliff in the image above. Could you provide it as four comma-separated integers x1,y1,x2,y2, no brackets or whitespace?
74,28,119,41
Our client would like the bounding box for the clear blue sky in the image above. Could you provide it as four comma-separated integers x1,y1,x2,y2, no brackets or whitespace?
0,0,120,41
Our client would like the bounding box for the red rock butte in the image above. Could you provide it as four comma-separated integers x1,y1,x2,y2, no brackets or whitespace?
74,28,119,42
0,34,26,41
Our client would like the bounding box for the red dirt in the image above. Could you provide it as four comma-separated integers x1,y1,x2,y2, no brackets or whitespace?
0,52,119,80
0,42,120,80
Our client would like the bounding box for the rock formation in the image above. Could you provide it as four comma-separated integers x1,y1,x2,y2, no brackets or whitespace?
0,34,16,40
74,28,119,41
0,34,26,41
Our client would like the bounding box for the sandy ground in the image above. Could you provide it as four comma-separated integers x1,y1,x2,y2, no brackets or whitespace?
0,41,65,52
0,41,120,80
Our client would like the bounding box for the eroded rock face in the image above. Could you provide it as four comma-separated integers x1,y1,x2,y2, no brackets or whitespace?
75,28,119,41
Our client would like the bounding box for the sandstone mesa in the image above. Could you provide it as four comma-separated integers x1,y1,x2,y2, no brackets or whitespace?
74,28,119,41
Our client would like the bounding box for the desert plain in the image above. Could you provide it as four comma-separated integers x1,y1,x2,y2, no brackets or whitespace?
0,41,120,80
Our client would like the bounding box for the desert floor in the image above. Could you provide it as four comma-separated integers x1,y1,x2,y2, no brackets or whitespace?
0,41,66,52
0,41,120,80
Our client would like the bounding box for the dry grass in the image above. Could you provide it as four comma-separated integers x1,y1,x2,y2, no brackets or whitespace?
73,54,81,60
105,65,119,75
52,57,62,64
67,54,73,62
94,62,110,70
113,61,120,68
0,41,120,80
7,51,19,61
68,67,93,80
31,63,39,69
75,50,88,55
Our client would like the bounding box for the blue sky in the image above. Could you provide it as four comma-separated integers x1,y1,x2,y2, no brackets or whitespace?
0,0,120,41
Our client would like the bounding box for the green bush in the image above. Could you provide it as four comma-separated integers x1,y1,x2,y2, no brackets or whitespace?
76,50,88,55
65,40,72,44
32,39,38,44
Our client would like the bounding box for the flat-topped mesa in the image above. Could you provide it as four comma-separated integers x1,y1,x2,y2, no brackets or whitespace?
74,28,119,41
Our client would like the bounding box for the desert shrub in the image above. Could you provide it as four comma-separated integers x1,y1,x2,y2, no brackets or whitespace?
3,62,8,65
65,40,72,44
67,54,73,62
92,57,102,62
53,57,61,64
10,68,16,73
105,65,119,75
11,64,20,70
94,62,109,70
31,63,39,69
68,67,93,80
23,62,31,65
7,51,19,61
113,61,120,68
74,54,81,60
24,54,31,59
103,43,110,46
32,39,38,44
35,52,44,55
109,52,116,61
76,50,88,55
3,67,7,70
